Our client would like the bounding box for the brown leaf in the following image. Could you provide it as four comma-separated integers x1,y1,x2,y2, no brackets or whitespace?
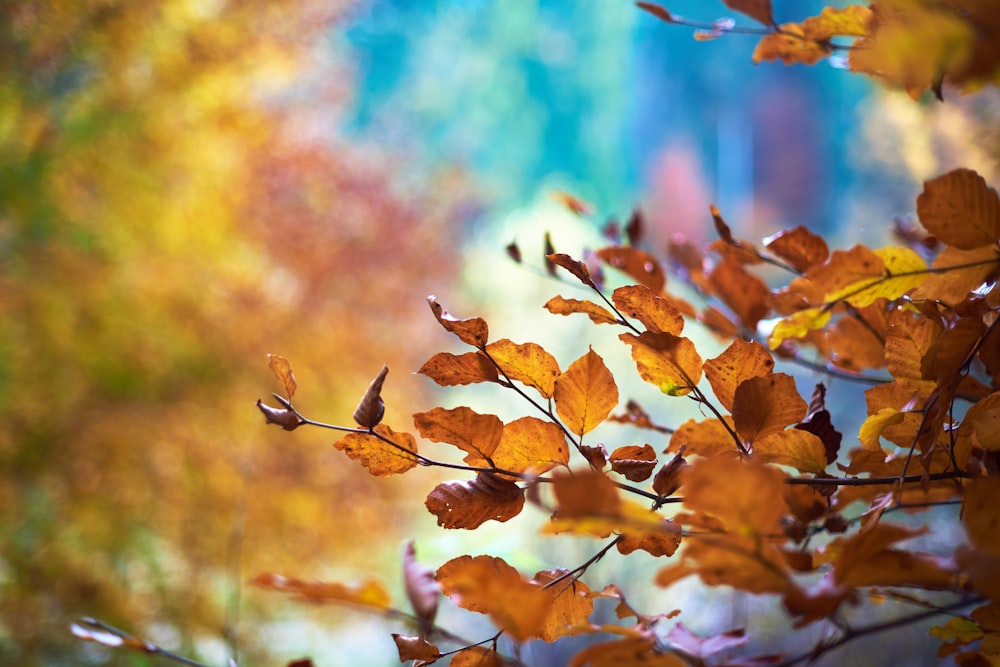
548,253,594,285
664,623,747,660
425,473,526,529
554,347,619,436
568,637,685,667
723,0,774,26
450,647,502,667
427,295,489,348
636,2,675,24
392,635,441,664
551,467,621,519
418,351,499,387
732,373,807,444
703,338,775,412
412,406,503,467
267,353,297,399
763,226,830,273
353,364,388,428
250,573,392,609
917,168,1000,250
486,339,561,398
436,555,553,642
544,295,620,325
612,284,684,335
608,444,658,482
492,416,569,475
333,424,419,476
402,541,439,634
580,443,608,469
957,392,1000,452
617,521,682,557
652,449,687,497
256,398,303,431
885,309,942,380
531,570,594,642
708,259,770,329
752,429,828,473
910,245,1000,307
595,246,666,293
619,331,703,396
551,190,593,216
825,523,954,590
795,383,842,464
668,417,739,458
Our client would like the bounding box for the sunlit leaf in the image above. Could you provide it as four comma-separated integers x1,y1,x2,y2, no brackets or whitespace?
753,23,831,65
412,406,503,467
957,392,1000,451
917,168,1000,250
596,246,666,293
392,635,441,663
548,253,594,285
554,348,619,436
486,339,561,398
668,417,739,458
825,523,954,590
608,444,658,482
752,429,827,473
333,424,419,476
769,307,831,349
418,351,500,387
250,573,392,609
427,295,489,347
683,456,788,536
885,309,942,380
910,245,1000,307
764,225,830,273
617,521,682,557
801,5,872,39
619,332,702,396
267,354,297,399
822,246,927,308
612,284,684,335
703,339,775,412
532,570,594,642
425,473,525,530
545,295,620,325
450,647,502,667
732,373,807,444
708,259,770,329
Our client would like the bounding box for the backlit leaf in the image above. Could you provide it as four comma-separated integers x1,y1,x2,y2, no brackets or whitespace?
957,392,1000,451
486,339,561,398
764,225,830,273
450,647,502,667
608,444,658,482
668,417,739,458
825,523,954,590
333,424,419,476
769,307,831,349
910,245,1000,307
250,573,392,609
703,339,775,412
962,476,1000,552
824,246,927,308
548,253,594,286
392,635,440,663
752,429,828,473
436,555,552,642
425,473,526,529
636,2,675,24
492,416,569,475
723,0,774,26
708,259,770,329
554,348,619,436
801,5,873,40
671,533,796,595
885,309,942,380
917,168,1000,250
568,637,685,667
267,354,297,399
551,468,621,519
545,295,620,325
753,23,832,66
617,521,682,557
532,570,594,642
683,455,788,536
619,332,703,396
595,246,666,293
413,407,503,467
612,284,684,335
418,351,500,387
427,296,489,348
732,373,807,444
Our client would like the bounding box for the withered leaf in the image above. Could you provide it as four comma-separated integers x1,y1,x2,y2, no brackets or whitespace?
267,353,297,399
703,338,775,412
427,295,489,348
763,225,830,273
551,467,621,519
795,383,842,464
450,647,502,667
333,424,418,476
418,351,499,387
548,253,594,286
885,309,942,380
611,284,684,335
608,444,658,482
619,331,703,396
531,570,594,642
554,347,619,436
486,339,561,398
652,449,687,497
567,637,684,667
826,523,954,590
392,635,440,664
957,392,1000,451
753,23,831,65
723,0,774,27
544,295,619,325
353,364,388,428
412,406,503,467
250,573,392,609
732,373,807,444
917,168,1000,250
425,473,525,529
436,555,552,642
550,190,593,216
595,246,666,293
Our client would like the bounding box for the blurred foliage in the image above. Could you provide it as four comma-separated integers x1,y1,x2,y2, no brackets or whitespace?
0,1,473,664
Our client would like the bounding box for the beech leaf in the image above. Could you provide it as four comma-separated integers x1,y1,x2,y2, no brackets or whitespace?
545,295,619,325
763,225,829,273
267,353,297,399
547,253,594,285
353,364,388,428
611,284,684,335
608,444,658,482
250,573,392,609
917,168,1000,250
427,295,489,348
532,570,594,642
333,424,419,476
554,347,619,436
732,373,807,444
425,473,525,529
418,351,499,387
619,331,703,396
595,246,666,293
413,406,503,467
752,429,828,474
492,416,569,475
703,338,775,412
392,635,440,664
486,339,561,398
723,0,774,27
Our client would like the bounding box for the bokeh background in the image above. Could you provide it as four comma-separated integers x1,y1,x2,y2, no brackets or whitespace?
1,1,998,665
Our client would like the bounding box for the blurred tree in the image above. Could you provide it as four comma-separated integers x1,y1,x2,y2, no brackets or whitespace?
0,1,472,664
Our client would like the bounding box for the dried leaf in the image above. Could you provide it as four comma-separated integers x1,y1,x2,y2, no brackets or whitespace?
732,373,807,444
568,637,685,667
418,351,499,387
957,392,1000,451
267,353,297,399
413,406,503,467
450,647,502,667
333,424,419,476
427,295,489,348
257,397,303,431
652,449,687,497
753,23,831,65
910,245,1000,307
795,383,842,464
752,429,828,473
801,5,872,39
617,521,682,557
619,331,703,396
608,444,658,482
353,364,388,428
554,348,619,436
636,2,675,24
532,570,594,642
492,416,570,475
917,168,1000,250
723,0,774,27
548,253,594,286
545,295,620,325
250,573,392,609
668,417,739,458
392,635,440,663
595,246,666,293
612,285,684,335
763,226,830,273
703,339,775,412
425,473,526,529
486,339,561,398
708,259,770,329
885,309,942,380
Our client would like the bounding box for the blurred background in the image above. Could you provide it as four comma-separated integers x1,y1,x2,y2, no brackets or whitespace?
1,1,997,665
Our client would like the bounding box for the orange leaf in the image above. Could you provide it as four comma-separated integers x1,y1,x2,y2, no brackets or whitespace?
753,23,831,65
412,406,503,467
611,284,684,335
703,338,775,412
764,225,830,273
917,168,1000,250
333,424,418,476
595,246,666,293
619,331,703,396
267,353,297,399
825,523,954,590
958,392,1000,451
752,429,828,473
723,0,774,26
550,190,593,216
531,570,594,642
544,295,619,325
732,373,807,444
768,307,831,349
436,555,553,642
910,245,1000,307
568,637,684,667
548,253,594,285
674,533,796,595
554,348,619,436
551,468,621,519
885,309,942,380
617,520,682,557
708,259,770,329
668,417,739,458
392,635,440,663
491,416,569,475
801,5,872,39
427,295,488,348
486,339,561,398
418,351,499,387
250,573,392,609
425,472,525,529
683,456,788,535
962,476,1000,553
450,647,502,667
608,444,658,482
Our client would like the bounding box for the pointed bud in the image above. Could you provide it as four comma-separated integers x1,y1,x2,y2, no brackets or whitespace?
353,365,388,428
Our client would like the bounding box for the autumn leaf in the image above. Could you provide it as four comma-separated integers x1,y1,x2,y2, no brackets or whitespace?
957,392,1000,452
418,351,500,387
910,244,1000,307
916,168,1000,250
492,416,570,475
752,429,828,473
822,246,927,308
668,417,739,458
548,253,595,285
595,246,666,293
436,555,553,642
427,295,489,348
619,332,703,396
425,472,526,529
532,570,594,642
663,623,747,661
545,295,620,325
450,647,502,667
635,2,675,24
617,521,682,558
250,573,392,609
267,353,297,399
392,635,440,664
486,339,561,398
753,24,832,66
554,348,619,436
402,541,439,636
682,456,788,536
608,444,658,482
732,373,807,444
723,0,774,27
550,468,621,519
551,190,593,216
413,406,503,467
703,339,775,412
823,523,954,590
611,285,684,335
707,259,770,329
764,225,830,273
885,309,943,380
333,424,419,476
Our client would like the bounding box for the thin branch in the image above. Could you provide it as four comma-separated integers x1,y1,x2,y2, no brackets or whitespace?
71,618,214,667
784,470,971,487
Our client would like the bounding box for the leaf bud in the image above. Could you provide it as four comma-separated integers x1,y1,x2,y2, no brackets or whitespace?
353,364,388,428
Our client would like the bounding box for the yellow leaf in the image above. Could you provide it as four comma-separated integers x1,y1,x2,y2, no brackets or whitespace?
554,348,619,436
612,284,684,335
683,456,788,536
703,338,775,412
619,332,703,396
486,339,561,398
858,407,906,450
732,373,807,444
752,429,828,473
413,406,503,467
266,353,297,399
801,5,873,39
824,246,927,308
333,424,419,476
768,307,831,349
493,416,569,475
545,295,619,325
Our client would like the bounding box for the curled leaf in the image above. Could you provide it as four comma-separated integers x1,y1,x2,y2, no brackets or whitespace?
427,296,489,347
353,364,388,428
267,354,297,399
256,396,303,431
